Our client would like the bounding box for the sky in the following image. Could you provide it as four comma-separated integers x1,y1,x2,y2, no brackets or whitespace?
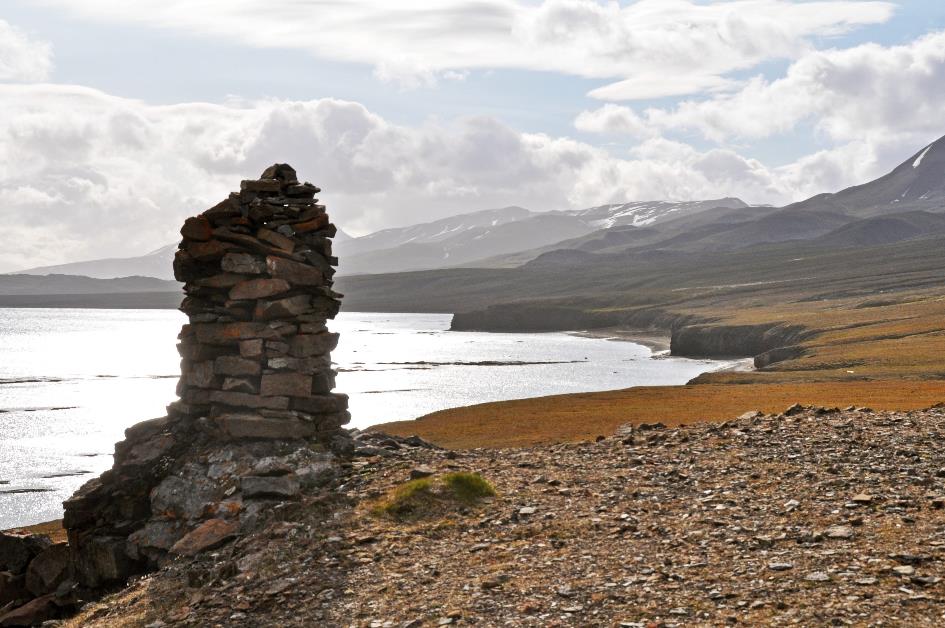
1,0,945,272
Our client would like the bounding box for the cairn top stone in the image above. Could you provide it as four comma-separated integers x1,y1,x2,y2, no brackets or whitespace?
260,163,298,184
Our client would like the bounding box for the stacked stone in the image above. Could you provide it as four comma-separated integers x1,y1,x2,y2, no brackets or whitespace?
172,163,349,442
59,164,349,594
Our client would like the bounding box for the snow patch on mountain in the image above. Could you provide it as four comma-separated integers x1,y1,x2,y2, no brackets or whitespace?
914,144,933,169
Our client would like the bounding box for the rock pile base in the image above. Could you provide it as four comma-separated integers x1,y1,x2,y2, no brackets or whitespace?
15,164,354,611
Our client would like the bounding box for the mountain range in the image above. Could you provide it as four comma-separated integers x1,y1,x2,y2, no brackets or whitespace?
6,133,945,294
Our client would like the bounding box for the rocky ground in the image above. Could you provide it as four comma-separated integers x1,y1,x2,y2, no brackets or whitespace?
58,404,945,627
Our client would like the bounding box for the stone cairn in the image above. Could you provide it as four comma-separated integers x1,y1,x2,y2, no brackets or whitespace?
41,164,350,607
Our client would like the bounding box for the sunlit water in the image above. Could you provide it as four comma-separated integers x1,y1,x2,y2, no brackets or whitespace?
0,309,735,528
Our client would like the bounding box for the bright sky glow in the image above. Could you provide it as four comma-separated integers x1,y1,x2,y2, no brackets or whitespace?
1,0,944,271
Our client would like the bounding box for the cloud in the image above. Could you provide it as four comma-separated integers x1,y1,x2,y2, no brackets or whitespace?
0,19,53,81
574,104,655,138
576,30,945,194
0,82,823,272
32,0,893,98
625,30,945,145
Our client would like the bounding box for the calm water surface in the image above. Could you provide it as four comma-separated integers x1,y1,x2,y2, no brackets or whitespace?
0,309,734,528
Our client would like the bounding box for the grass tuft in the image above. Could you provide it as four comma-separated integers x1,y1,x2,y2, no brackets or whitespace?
372,478,435,519
372,472,495,520
442,472,496,502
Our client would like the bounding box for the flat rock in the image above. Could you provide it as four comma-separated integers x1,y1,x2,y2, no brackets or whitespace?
229,278,291,301
25,543,70,596
0,593,57,627
260,372,312,397
215,414,314,440
409,466,436,480
170,519,239,557
768,562,794,571
0,533,51,573
825,525,855,539
240,475,301,499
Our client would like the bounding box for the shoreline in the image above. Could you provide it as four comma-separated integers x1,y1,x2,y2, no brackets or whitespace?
375,379,945,449
567,327,672,352
3,519,67,543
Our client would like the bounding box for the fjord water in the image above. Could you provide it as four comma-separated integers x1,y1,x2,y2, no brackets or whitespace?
0,309,734,528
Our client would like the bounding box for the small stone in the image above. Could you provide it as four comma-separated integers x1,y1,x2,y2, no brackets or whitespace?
254,295,314,321
266,256,324,287
556,585,574,598
240,178,281,192
256,228,295,253
221,252,266,274
805,571,830,582
214,355,261,377
892,565,916,576
239,339,265,358
768,562,794,571
825,525,854,539
221,377,258,394
911,575,941,587
851,493,874,504
259,372,312,397
519,506,537,516
289,333,340,358
229,278,291,301
180,216,213,241
409,466,435,480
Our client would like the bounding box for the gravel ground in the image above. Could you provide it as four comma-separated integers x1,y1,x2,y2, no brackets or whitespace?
66,404,945,627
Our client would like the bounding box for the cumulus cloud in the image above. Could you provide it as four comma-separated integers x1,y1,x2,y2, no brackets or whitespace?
0,19,53,81
574,104,655,138
642,30,945,147
576,30,945,193
0,82,821,272
33,0,893,98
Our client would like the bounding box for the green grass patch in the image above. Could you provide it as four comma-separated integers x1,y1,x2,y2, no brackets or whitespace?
442,472,497,502
372,473,496,520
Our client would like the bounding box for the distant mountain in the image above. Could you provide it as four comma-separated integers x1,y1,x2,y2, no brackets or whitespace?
0,273,181,308
341,198,747,274
343,207,533,257
16,244,179,281
565,198,748,229
16,230,354,281
342,211,595,274
0,274,180,295
789,134,945,217
11,199,750,279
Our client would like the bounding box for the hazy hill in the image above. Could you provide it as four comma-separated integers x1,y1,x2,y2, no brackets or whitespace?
0,274,181,308
814,211,945,247
16,245,179,281
0,274,180,295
